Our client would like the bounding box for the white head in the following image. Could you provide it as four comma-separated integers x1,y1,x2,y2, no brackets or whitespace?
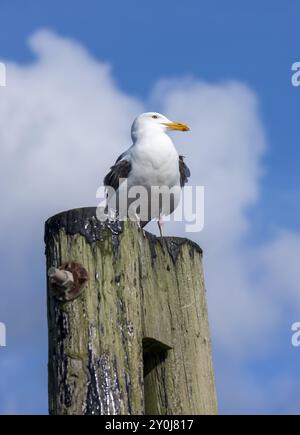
131,112,190,141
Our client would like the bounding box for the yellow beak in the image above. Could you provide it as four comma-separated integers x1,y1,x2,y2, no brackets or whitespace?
163,121,190,132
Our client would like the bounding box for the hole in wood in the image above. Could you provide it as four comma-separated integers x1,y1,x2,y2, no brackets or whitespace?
142,337,172,415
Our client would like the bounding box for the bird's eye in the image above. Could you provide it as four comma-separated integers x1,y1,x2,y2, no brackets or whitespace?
152,115,158,119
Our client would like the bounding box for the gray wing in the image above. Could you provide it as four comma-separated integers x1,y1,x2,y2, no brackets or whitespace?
179,155,191,187
104,151,132,192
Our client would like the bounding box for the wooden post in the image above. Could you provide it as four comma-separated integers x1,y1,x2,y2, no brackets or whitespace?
45,207,217,415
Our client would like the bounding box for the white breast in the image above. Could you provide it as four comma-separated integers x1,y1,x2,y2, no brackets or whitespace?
129,133,180,189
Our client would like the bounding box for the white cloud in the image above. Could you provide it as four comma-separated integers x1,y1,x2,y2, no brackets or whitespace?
0,29,142,228
0,29,299,413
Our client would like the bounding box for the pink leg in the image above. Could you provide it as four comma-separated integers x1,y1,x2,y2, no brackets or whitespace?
157,215,164,237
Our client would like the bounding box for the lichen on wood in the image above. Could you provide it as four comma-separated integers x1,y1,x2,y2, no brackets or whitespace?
45,207,217,415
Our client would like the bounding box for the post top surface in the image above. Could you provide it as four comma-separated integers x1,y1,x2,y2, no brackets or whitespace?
45,207,203,260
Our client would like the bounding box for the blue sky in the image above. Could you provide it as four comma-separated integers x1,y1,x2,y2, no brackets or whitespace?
0,0,299,414
1,0,298,234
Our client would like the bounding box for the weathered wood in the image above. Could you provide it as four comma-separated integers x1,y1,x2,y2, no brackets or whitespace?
45,207,217,415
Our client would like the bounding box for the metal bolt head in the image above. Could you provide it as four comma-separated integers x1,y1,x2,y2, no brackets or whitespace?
49,262,88,302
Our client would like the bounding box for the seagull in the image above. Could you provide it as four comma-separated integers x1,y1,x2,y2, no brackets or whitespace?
103,112,190,236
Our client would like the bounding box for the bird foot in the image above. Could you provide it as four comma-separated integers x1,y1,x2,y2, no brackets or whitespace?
137,220,146,238
130,212,146,237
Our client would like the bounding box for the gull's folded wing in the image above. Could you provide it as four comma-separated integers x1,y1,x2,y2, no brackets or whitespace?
104,155,132,192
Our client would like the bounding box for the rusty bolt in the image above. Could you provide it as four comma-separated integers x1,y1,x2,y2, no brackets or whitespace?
48,262,88,302
48,267,74,288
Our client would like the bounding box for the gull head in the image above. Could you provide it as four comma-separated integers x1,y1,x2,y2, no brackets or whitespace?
131,112,190,141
